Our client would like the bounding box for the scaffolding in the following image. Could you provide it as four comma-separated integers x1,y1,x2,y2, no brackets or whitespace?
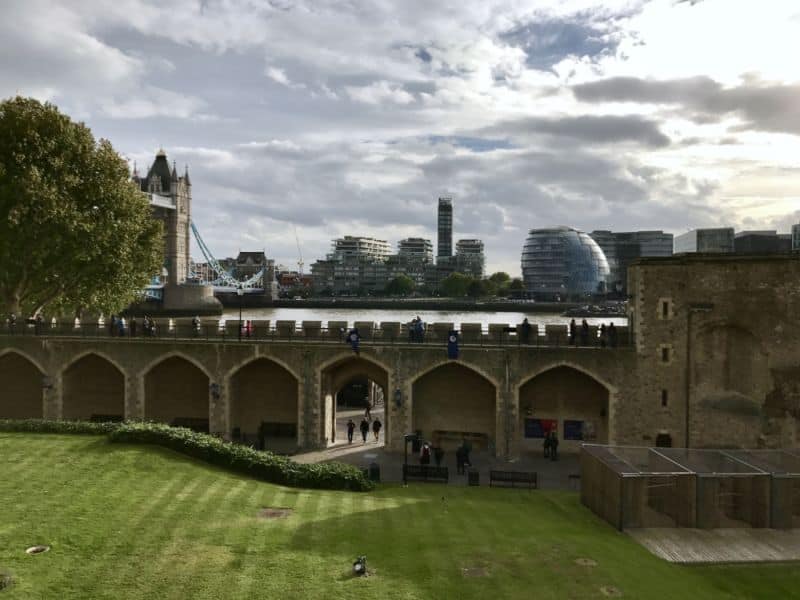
581,445,799,530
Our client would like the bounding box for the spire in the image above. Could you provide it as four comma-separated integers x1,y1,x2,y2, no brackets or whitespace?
171,160,178,181
132,160,139,180
184,164,191,186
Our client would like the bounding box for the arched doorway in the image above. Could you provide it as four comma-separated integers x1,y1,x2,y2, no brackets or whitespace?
229,358,299,452
0,351,44,418
518,365,609,453
145,356,209,432
411,363,497,452
62,353,125,421
320,356,389,447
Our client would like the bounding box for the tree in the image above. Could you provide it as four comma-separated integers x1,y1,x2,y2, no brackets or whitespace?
488,271,510,285
466,279,486,298
0,97,163,317
384,275,415,296
440,272,472,297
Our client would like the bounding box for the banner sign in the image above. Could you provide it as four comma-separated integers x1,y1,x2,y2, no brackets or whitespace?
563,419,584,441
524,418,557,438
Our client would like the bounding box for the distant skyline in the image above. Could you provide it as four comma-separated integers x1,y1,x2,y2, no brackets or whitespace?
2,0,799,275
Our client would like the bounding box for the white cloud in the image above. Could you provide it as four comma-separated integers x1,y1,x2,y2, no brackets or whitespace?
345,81,415,105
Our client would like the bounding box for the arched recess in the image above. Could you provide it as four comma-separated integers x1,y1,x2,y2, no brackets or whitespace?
0,350,44,418
319,354,390,447
692,323,771,447
411,362,497,451
62,352,125,421
144,356,210,432
228,357,299,452
518,365,609,453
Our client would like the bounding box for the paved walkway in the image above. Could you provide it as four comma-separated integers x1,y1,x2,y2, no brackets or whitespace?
628,528,800,563
294,440,581,490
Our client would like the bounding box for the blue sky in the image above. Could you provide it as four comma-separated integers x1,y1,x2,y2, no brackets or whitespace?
2,0,799,274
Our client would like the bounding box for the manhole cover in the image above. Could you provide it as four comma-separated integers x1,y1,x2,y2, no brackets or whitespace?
461,566,489,578
258,507,293,519
575,558,597,567
600,586,623,597
25,546,50,555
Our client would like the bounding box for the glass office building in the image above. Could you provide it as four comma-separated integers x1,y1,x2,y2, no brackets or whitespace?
521,227,610,298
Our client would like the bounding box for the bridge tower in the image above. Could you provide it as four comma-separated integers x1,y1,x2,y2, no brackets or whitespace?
134,149,192,285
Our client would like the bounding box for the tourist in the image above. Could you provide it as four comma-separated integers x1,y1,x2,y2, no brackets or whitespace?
569,319,576,346
455,444,465,474
34,314,43,336
420,442,432,465
364,401,372,421
109,315,117,337
117,316,126,337
580,319,589,346
408,317,417,342
130,317,137,337
599,323,607,348
245,319,252,338
346,419,356,444
359,417,370,443
192,315,201,337
543,432,551,459
549,431,559,461
348,327,360,355
608,322,618,348
519,318,532,345
372,417,382,441
414,317,425,343
434,446,445,467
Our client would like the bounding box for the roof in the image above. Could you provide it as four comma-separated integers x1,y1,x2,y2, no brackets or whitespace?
141,151,173,193
236,251,267,264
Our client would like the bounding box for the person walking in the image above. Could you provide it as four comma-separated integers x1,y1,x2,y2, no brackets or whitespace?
192,315,201,337
346,419,356,444
109,315,117,337
420,442,432,465
372,417,382,441
580,319,589,346
359,417,370,443
608,322,618,348
599,323,607,348
433,446,445,467
364,401,372,421
549,431,559,462
519,317,532,345
569,318,576,346
117,316,126,337
543,431,551,459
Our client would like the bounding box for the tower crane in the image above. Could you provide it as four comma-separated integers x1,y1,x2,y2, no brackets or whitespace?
294,226,304,277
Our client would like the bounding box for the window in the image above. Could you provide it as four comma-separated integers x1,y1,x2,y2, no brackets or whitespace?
657,297,673,320
661,347,670,362
661,301,669,319
661,389,668,407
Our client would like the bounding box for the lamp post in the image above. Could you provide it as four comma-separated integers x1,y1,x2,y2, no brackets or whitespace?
237,287,244,341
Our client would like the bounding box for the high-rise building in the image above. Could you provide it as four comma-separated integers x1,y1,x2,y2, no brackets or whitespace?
455,239,485,278
398,238,434,263
734,230,792,254
791,224,800,251
674,228,735,254
590,230,673,294
437,197,453,259
330,236,391,261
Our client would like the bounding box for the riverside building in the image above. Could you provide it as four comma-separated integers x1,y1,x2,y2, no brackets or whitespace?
590,230,673,295
674,227,734,254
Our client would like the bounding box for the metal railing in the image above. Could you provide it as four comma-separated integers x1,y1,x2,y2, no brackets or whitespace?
0,322,633,349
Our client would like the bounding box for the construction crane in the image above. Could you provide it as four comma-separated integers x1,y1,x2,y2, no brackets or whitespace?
294,226,304,276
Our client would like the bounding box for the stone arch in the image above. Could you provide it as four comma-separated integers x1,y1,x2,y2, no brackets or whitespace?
144,354,210,432
411,362,498,452
61,352,125,421
409,358,500,389
0,350,45,418
318,353,392,447
226,357,300,452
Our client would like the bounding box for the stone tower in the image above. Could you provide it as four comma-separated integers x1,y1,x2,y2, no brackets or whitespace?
133,149,192,285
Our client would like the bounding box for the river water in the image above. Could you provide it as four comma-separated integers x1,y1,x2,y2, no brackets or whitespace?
221,307,627,330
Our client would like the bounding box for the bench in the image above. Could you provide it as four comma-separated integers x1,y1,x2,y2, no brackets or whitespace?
403,464,449,484
489,470,537,489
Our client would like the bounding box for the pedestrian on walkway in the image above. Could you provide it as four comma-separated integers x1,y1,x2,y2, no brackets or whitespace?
420,442,432,465
580,319,589,346
543,432,551,459
372,417,382,441
364,401,372,421
549,431,559,461
608,322,618,348
599,323,607,348
569,319,576,345
346,419,356,444
359,417,370,443
434,446,445,467
109,315,117,337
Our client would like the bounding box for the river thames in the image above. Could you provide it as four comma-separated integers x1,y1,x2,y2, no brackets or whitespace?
221,307,627,329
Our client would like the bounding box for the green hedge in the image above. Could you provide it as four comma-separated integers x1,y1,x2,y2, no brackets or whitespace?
0,420,373,492
0,419,118,435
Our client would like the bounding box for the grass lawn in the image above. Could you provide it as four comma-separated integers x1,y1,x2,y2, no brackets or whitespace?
0,434,797,599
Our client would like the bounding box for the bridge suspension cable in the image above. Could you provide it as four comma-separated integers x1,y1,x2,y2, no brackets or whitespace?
190,221,264,288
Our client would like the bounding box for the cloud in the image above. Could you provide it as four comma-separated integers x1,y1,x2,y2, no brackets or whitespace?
573,76,800,136
345,81,415,105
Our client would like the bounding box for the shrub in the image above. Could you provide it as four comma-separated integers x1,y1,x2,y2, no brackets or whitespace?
0,420,373,491
0,419,118,435
108,422,373,491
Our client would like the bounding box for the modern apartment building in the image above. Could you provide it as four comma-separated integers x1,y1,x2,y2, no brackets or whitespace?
674,228,735,254
437,197,453,259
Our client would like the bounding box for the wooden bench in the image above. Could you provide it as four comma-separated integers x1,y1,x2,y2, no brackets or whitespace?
489,470,537,489
403,464,449,484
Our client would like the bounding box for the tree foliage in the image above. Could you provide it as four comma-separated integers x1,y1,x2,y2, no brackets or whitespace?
0,97,162,317
384,274,415,296
440,272,472,297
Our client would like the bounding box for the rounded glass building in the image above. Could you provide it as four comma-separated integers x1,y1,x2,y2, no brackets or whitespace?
521,227,610,298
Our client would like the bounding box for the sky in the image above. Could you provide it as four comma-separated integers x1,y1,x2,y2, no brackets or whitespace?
2,0,800,275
